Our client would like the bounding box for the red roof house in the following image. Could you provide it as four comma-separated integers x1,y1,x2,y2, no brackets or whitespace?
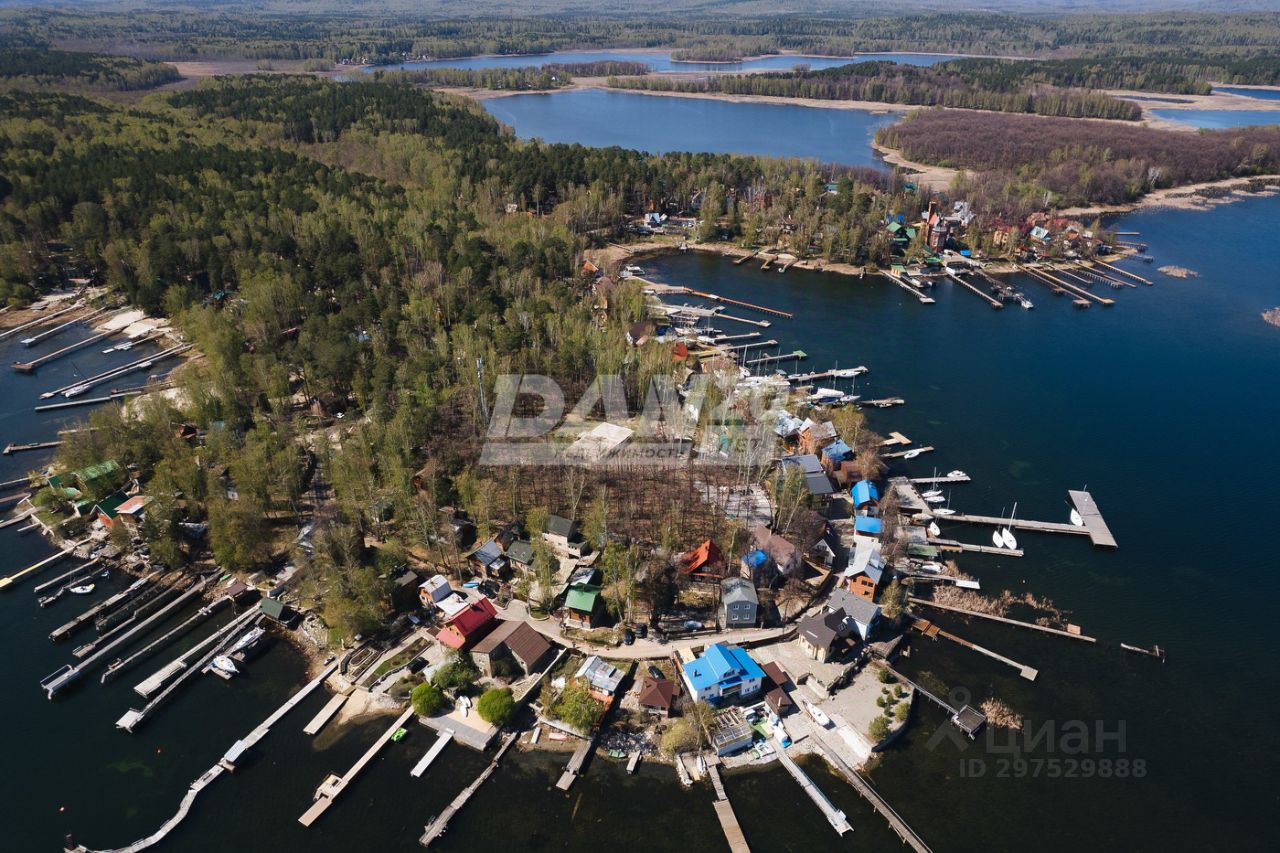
676,540,725,579
437,597,498,650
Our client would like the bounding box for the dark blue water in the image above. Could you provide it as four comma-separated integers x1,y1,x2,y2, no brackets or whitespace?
482,89,897,167
1151,108,1280,128
367,49,957,75
642,193,1280,849
1214,86,1280,101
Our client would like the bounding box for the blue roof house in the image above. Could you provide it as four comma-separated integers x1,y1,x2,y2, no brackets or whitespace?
681,643,766,704
821,439,852,464
851,480,880,509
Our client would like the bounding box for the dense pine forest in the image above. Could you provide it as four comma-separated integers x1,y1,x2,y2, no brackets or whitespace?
5,8,1280,76
607,61,1144,120
0,47,180,91
373,61,650,92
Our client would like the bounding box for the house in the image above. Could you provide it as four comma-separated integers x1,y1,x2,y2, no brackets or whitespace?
720,577,758,628
505,540,535,572
798,610,844,662
567,422,633,464
798,419,838,455
681,642,765,704
576,654,624,695
391,569,422,611
843,539,885,601
747,523,802,581
676,539,725,579
820,439,852,471
470,619,553,676
112,494,153,527
761,661,795,715
851,479,880,510
635,676,678,716
91,491,130,528
709,707,754,756
544,515,587,557
259,596,295,625
773,411,804,440
467,538,507,578
829,589,881,642
564,583,604,628
437,597,498,650
418,574,453,609
781,454,835,498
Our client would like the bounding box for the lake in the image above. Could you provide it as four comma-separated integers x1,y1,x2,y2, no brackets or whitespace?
1214,86,1280,101
5,194,1278,852
1151,108,1280,129
482,89,898,167
367,49,958,75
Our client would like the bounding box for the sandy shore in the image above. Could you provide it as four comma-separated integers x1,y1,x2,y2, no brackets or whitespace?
1056,175,1280,218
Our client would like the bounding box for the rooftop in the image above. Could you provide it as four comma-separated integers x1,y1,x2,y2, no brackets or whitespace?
683,643,765,692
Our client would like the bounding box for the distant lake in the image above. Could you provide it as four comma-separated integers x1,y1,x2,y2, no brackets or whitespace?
366,49,958,74
481,88,898,167
1214,86,1280,101
1151,108,1280,129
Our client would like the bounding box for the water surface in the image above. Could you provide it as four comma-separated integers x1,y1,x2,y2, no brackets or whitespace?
1151,108,1280,128
483,88,897,167
1214,85,1280,101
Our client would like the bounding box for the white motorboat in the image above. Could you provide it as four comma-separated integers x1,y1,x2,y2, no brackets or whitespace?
933,507,956,516
922,489,943,498
63,383,91,398
903,448,923,459
830,367,866,378
810,388,843,400
1001,528,1018,550
917,562,944,573
992,530,1006,549
230,627,265,654
1019,295,1035,309
212,655,239,676
1070,509,1084,527
805,702,832,728
70,584,95,595
925,494,946,504
927,521,941,537
837,394,861,405
947,470,967,479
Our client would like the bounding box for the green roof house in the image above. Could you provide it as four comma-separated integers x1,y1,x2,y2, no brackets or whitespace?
564,583,603,628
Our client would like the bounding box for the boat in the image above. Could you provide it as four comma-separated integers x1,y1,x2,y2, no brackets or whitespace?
696,754,707,776
925,494,946,504
211,655,239,676
837,394,861,405
1070,508,1084,527
917,562,944,573
992,530,1005,549
805,702,832,728
933,507,956,516
391,727,408,743
903,448,923,459
922,489,943,498
809,388,843,400
98,569,110,578
927,521,941,537
1018,294,1035,309
63,383,91,398
101,345,117,354
230,626,265,654
1001,528,1018,550
947,470,967,479
69,583,95,595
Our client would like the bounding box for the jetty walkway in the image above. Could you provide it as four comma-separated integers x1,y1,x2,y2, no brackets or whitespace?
705,756,751,853
419,731,518,847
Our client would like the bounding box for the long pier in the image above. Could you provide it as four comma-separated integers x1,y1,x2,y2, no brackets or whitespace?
909,474,970,485
303,692,349,736
685,288,793,318
131,606,258,699
50,572,156,641
888,274,936,304
913,618,1039,681
0,539,86,590
41,343,190,399
1093,259,1152,285
67,659,341,853
773,739,851,835
299,706,416,826
13,330,114,373
705,757,751,853
2,441,62,455
101,596,232,683
19,306,111,347
419,731,518,847
942,491,1115,548
909,598,1096,642
946,272,1003,308
884,445,934,459
0,301,86,341
1020,265,1114,306
34,390,143,411
745,349,806,366
44,578,209,698
932,537,1023,557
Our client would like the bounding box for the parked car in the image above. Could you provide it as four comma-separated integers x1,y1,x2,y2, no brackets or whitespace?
623,629,635,645
635,624,648,639
647,665,664,680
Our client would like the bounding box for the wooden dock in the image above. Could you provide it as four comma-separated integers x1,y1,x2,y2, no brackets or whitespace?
2,440,62,455
912,619,1039,680
884,445,934,459
706,758,751,852
0,301,86,341
555,737,593,790
303,692,349,736
909,598,1095,642
685,288,793,318
101,596,231,683
909,474,970,485
299,706,415,827
946,272,1003,308
626,751,640,774
12,329,113,373
745,349,805,366
888,274,936,304
419,731,518,847
0,540,85,590
411,730,453,777
774,739,851,835
50,573,154,641
1068,490,1117,548
932,537,1023,557
943,491,1114,548
1020,265,1115,306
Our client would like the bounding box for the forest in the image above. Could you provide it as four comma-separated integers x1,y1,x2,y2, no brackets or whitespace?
373,61,649,92
4,8,1280,75
876,108,1280,209
0,75,922,634
0,47,180,91
607,61,1143,120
